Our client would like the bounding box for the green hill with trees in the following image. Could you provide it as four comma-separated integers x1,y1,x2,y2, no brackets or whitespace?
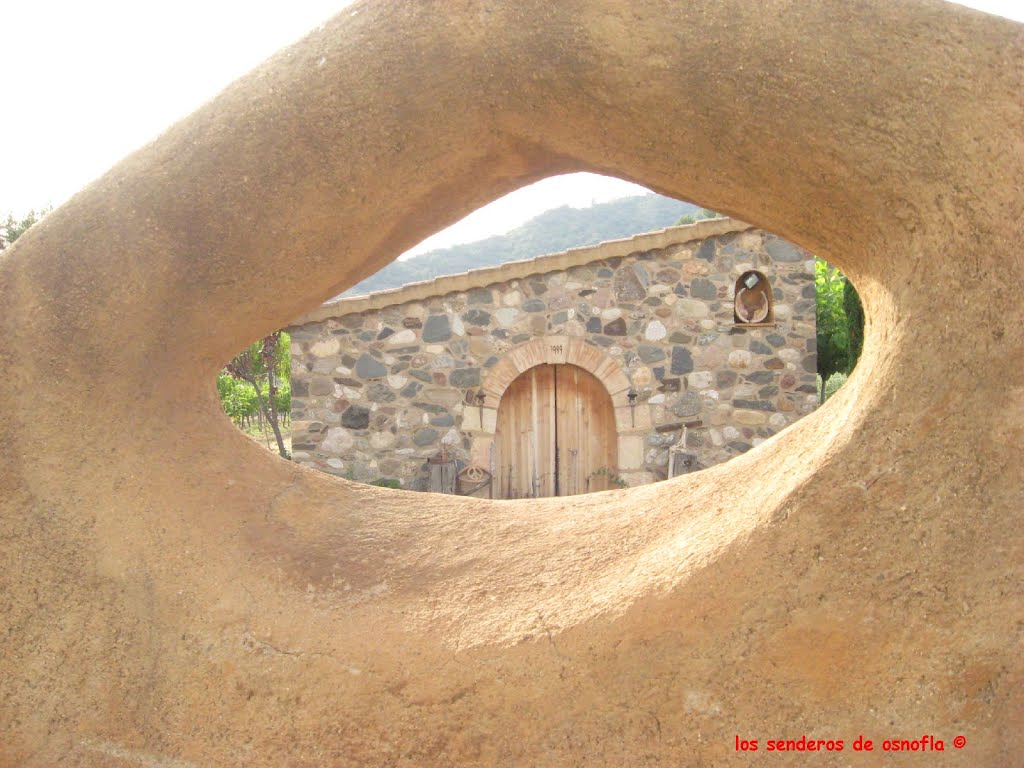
343,194,701,296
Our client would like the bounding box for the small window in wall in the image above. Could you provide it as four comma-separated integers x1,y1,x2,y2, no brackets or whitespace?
734,270,773,325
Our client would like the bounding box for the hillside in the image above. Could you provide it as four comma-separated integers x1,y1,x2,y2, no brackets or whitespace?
343,194,700,296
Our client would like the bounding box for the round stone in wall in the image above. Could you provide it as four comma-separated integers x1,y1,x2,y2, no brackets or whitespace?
321,427,355,454
644,320,667,341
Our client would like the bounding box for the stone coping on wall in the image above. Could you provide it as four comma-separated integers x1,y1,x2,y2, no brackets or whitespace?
290,217,753,325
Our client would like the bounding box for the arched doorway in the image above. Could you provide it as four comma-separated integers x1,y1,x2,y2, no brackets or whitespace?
494,363,618,498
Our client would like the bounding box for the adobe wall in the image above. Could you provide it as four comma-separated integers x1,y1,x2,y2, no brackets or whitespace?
288,223,817,491
1,1,1020,766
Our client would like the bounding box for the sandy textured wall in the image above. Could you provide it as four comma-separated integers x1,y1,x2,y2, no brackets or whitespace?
0,0,1021,765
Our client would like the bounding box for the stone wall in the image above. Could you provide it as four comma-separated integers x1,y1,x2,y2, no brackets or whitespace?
288,220,818,491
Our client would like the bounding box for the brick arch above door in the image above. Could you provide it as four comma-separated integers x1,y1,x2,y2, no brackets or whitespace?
465,336,649,485
480,336,632,407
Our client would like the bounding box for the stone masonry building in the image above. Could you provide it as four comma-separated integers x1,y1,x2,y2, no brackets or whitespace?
287,218,818,496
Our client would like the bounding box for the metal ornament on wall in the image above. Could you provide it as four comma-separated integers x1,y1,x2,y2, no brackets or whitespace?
457,465,492,498
475,389,486,424
668,421,705,478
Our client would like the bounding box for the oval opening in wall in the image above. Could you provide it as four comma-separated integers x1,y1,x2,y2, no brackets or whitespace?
215,173,862,497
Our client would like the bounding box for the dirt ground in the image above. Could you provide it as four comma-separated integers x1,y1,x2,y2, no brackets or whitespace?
241,423,292,456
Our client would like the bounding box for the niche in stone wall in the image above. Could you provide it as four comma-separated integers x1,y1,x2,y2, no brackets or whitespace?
734,270,774,325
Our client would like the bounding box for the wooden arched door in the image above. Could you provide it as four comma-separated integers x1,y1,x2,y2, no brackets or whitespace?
494,363,617,498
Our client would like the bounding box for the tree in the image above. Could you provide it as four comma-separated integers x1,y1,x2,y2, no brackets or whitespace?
0,208,49,250
815,258,864,400
222,332,291,459
675,208,722,226
843,277,864,365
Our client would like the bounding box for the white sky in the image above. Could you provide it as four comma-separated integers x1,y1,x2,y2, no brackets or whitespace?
1,0,1020,256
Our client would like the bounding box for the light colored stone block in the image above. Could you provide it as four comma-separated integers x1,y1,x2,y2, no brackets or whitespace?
386,329,416,345
687,371,715,390
631,366,652,387
495,308,519,326
321,427,355,454
461,407,481,432
620,471,657,488
644,320,667,341
778,348,801,364
618,435,645,470
615,404,651,432
733,409,768,426
545,336,569,364
311,337,341,357
678,298,710,318
481,407,498,434
728,350,752,369
710,404,733,426
469,436,493,468
370,431,396,450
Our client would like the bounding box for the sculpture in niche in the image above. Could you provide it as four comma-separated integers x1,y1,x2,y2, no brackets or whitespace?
734,270,773,324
